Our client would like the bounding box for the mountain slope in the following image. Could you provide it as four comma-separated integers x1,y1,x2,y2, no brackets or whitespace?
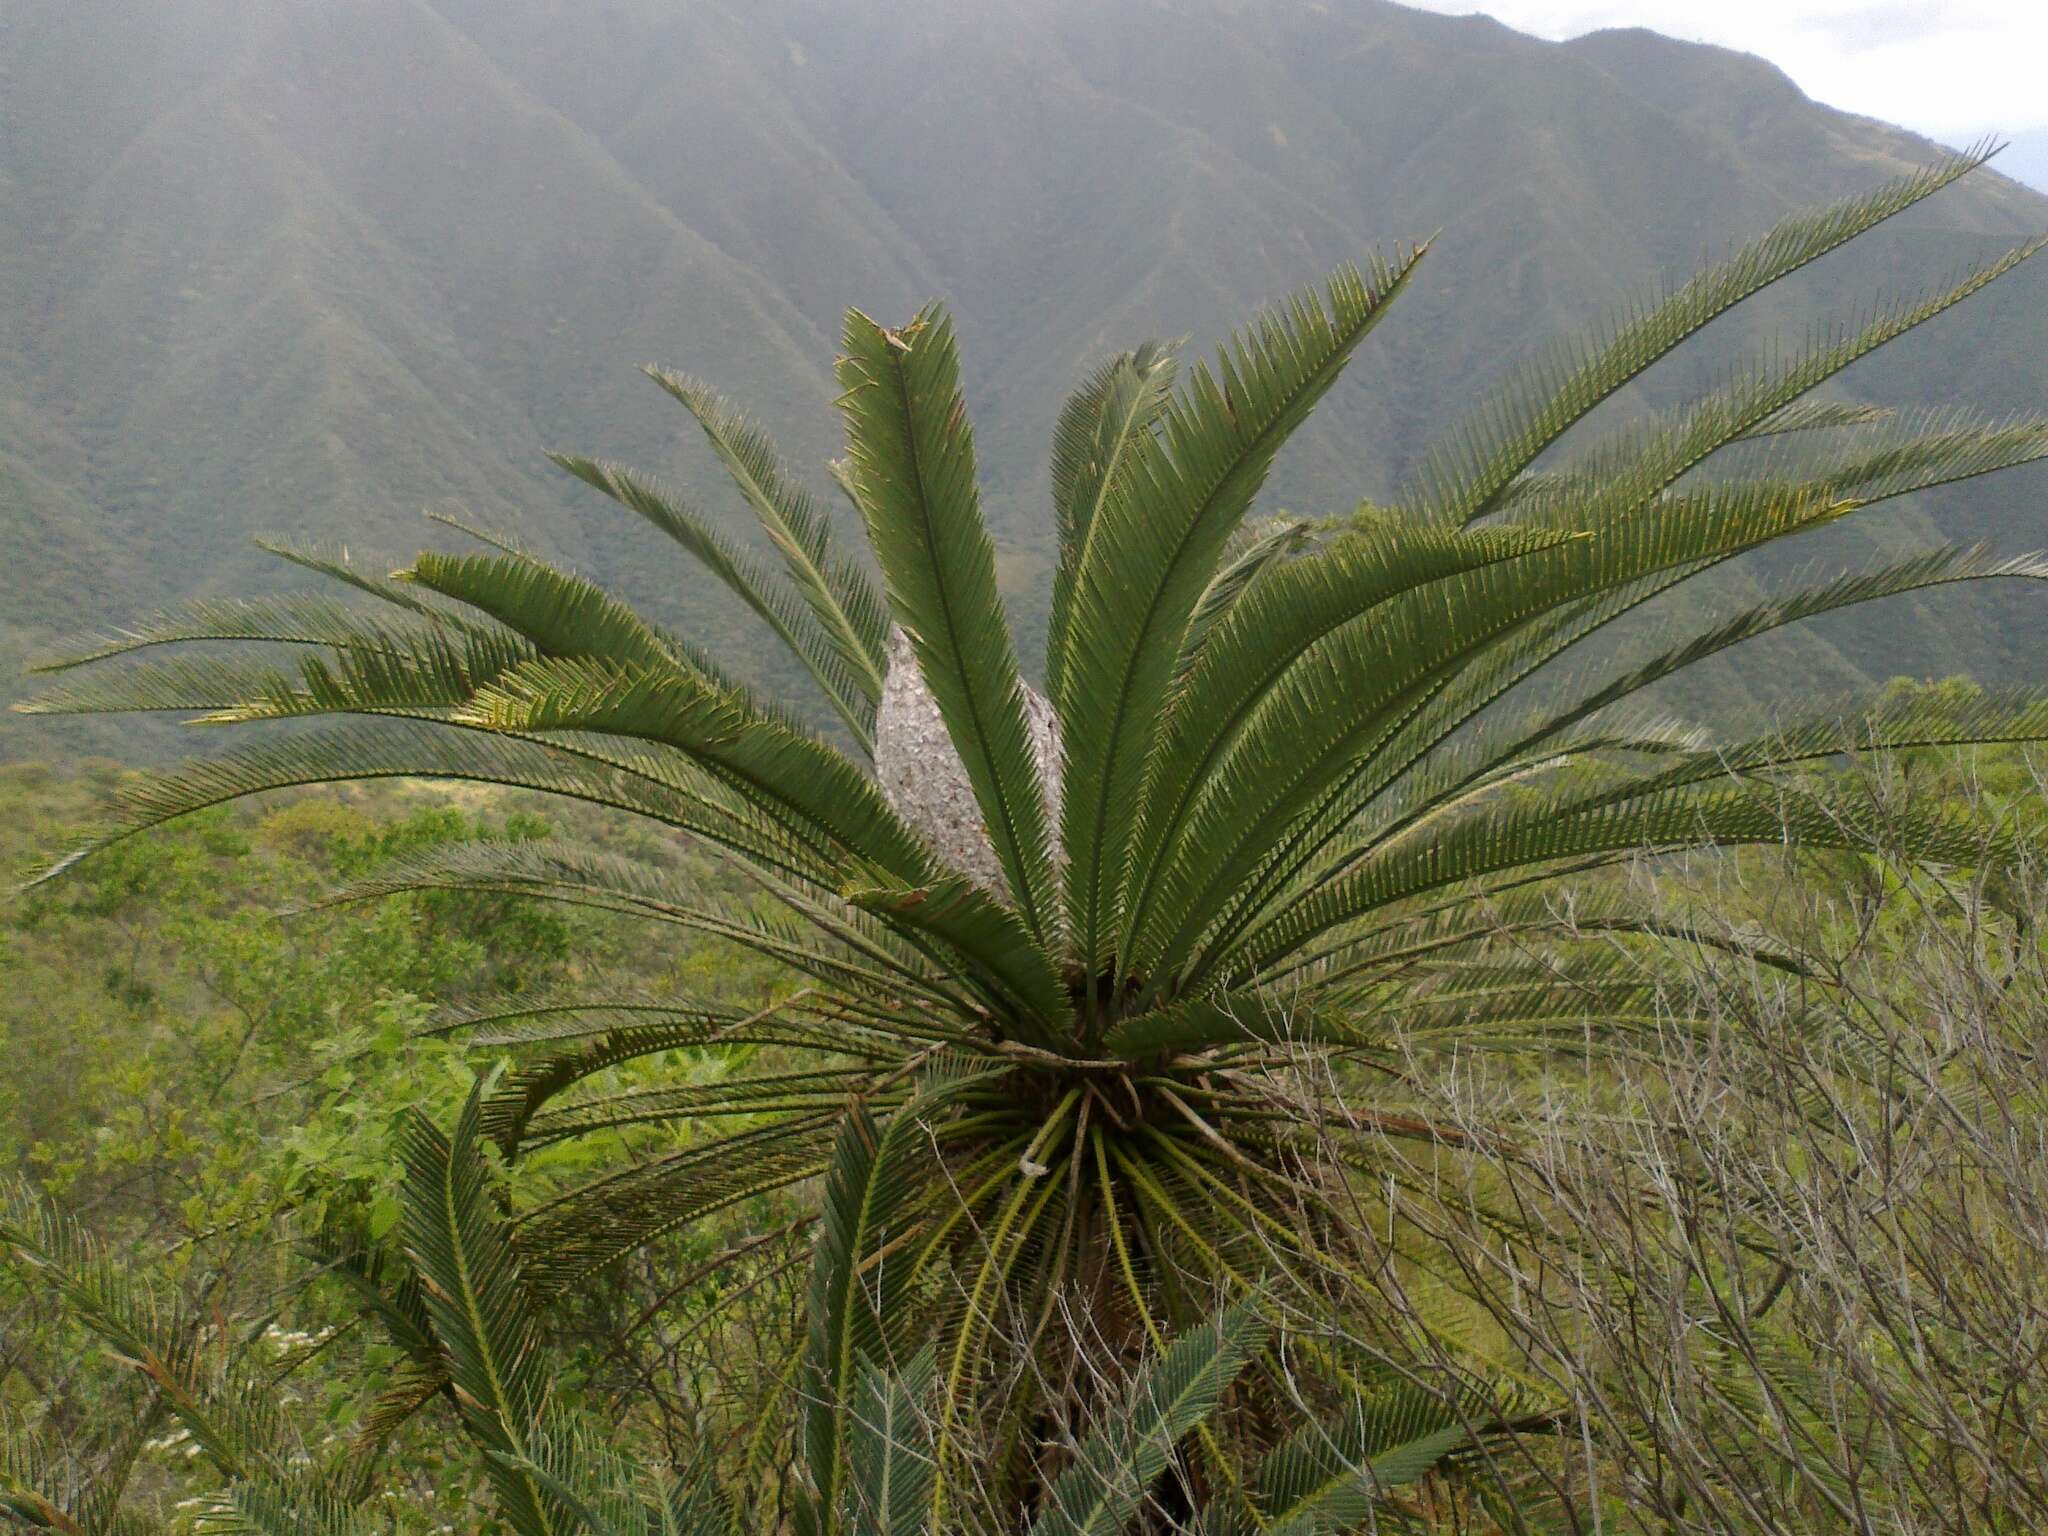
5,0,2046,752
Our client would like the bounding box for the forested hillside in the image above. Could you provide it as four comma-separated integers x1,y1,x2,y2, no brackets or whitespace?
6,0,2048,750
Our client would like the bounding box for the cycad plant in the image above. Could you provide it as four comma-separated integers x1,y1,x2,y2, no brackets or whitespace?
20,148,2048,1496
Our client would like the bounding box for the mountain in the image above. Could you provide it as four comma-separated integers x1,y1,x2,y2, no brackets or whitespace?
6,0,2047,755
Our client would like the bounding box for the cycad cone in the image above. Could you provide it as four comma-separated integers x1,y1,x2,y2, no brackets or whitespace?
874,626,1062,903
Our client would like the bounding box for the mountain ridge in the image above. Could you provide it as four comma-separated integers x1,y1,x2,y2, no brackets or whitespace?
6,0,2046,753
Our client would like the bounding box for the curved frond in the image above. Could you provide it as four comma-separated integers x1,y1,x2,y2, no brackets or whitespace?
1135,478,1855,984
1058,252,1427,975
1171,516,1314,688
1205,1375,1505,1536
1405,146,1993,525
1121,520,1573,963
645,369,890,689
25,595,454,674
461,658,936,882
397,1083,560,1536
839,306,1062,938
1104,992,1371,1059
1046,341,1180,702
515,1115,838,1294
1027,1301,1268,1536
21,721,798,890
845,874,1073,1046
549,450,879,749
1237,779,1995,978
194,1484,379,1536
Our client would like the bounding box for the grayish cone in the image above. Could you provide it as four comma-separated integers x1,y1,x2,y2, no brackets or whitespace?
874,626,1061,902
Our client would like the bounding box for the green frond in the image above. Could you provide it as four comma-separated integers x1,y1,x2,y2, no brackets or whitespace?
492,1416,732,1536
839,305,1062,938
1121,520,1573,964
24,594,450,674
1171,516,1314,688
1495,245,2047,537
300,1229,451,1462
1135,477,1855,986
433,991,878,1050
1404,146,1991,524
0,1186,301,1487
397,1082,561,1536
193,1483,379,1536
658,1463,739,1536
1238,779,1995,977
2,1416,85,1535
20,621,537,724
476,1007,884,1157
426,507,553,561
1058,252,1427,975
1746,397,1895,437
1027,1301,1268,1536
255,536,499,622
1490,396,1894,513
844,874,1072,1046
845,1345,938,1536
1767,410,2048,506
520,1066,886,1147
515,1114,839,1294
399,548,683,675
1571,686,2048,807
1204,1374,1504,1536
644,368,890,689
549,449,879,749
803,1089,978,1532
827,455,863,514
1046,341,1180,702
1297,536,2045,917
323,838,959,1017
1434,545,2048,818
21,720,798,890
461,657,935,881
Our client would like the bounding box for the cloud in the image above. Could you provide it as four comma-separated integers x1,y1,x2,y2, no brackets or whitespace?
1397,0,2047,137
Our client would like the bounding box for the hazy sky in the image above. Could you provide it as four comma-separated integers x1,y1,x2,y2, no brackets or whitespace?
1399,1,2043,139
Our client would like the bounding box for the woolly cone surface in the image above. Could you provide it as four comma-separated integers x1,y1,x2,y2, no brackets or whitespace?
875,625,1061,902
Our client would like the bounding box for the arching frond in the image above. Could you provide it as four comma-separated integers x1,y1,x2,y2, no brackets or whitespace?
25,594,456,673
845,874,1073,1046
549,451,879,749
1046,341,1180,702
1135,477,1856,984
461,658,935,881
1235,779,1995,979
1027,1302,1267,1536
1202,1373,1508,1536
1404,146,1992,524
1058,252,1427,974
645,369,890,693
1170,515,1313,688
840,306,1062,938
514,1115,839,1294
397,1082,561,1536
1121,520,1574,965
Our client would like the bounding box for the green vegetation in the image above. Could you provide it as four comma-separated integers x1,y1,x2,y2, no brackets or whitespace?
8,155,2048,1534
